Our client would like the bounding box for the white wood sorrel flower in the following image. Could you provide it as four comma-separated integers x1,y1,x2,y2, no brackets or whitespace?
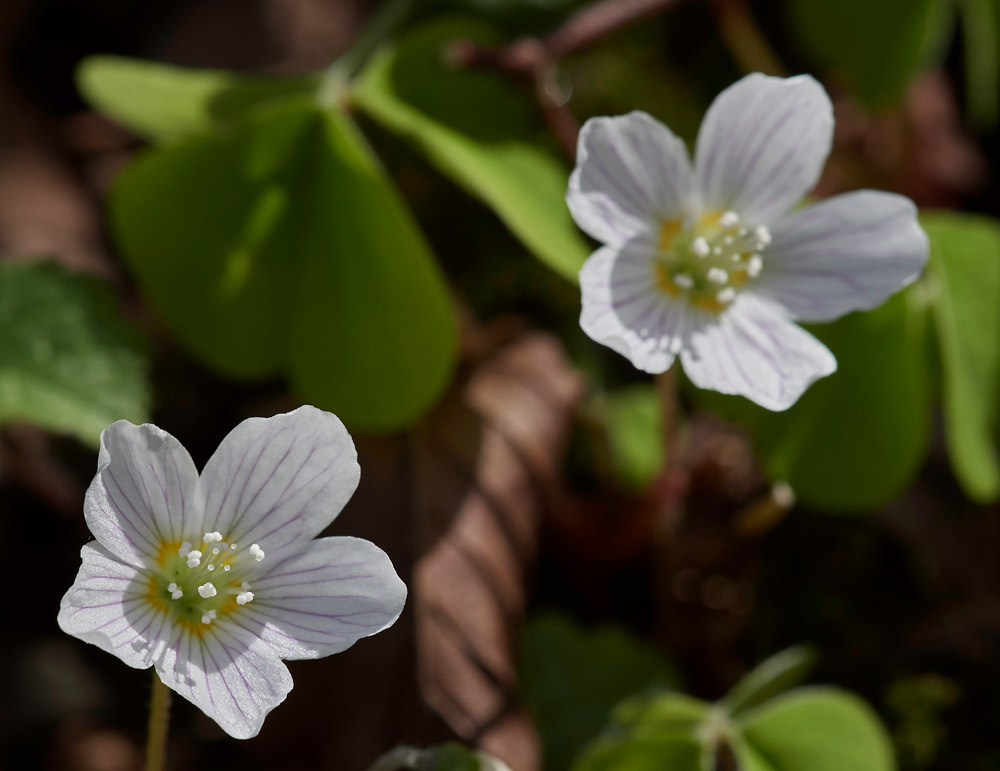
58,406,406,738
569,73,929,410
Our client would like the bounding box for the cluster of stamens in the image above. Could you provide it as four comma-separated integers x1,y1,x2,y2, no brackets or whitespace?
155,531,265,626
655,210,771,313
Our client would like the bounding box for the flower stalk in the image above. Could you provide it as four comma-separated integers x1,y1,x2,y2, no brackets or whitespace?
145,671,171,771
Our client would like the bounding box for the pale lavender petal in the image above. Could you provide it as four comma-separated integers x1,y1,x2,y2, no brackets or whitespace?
156,624,292,739
57,542,174,669
86,421,203,567
756,191,928,322
680,293,836,411
580,238,692,374
569,111,695,246
238,536,406,660
695,74,833,225
200,406,360,563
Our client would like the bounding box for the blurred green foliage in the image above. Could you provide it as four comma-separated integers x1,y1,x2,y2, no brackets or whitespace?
0,261,149,446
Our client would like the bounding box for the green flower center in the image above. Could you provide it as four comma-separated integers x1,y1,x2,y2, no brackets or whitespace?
655,210,770,313
149,532,264,630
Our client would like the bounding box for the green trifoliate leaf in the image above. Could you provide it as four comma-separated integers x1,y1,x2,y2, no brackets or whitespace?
0,260,149,445
77,55,322,142
602,385,665,492
923,212,1000,501
571,736,703,771
734,688,896,771
111,100,456,431
354,17,590,282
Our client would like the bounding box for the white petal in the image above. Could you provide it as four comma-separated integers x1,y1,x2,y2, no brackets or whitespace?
695,74,833,225
235,536,406,660
58,542,175,669
580,239,691,374
680,294,836,411
756,191,929,322
156,624,292,739
200,406,360,563
568,111,694,246
85,421,203,567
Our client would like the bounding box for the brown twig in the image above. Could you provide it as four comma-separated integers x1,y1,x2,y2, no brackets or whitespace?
450,0,694,158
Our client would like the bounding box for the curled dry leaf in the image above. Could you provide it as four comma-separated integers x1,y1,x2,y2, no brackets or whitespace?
414,330,584,771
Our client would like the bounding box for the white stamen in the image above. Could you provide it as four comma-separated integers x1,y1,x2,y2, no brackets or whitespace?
249,543,265,562
717,287,737,303
754,225,772,247
713,247,723,255
207,564,215,571
223,565,231,572
185,550,202,568
201,610,217,625
167,582,184,600
198,582,217,599
732,254,743,263
178,542,192,558
747,255,764,278
692,237,710,257
738,227,748,237
707,267,729,285
203,532,223,543
236,591,255,606
212,547,220,555
719,211,739,227
673,273,694,290
723,236,734,245
229,544,237,551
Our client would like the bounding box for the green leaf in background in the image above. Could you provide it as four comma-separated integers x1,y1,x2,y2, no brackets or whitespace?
77,55,322,142
923,212,1000,501
571,736,703,771
603,385,664,492
959,0,1000,127
520,613,677,771
691,290,932,512
433,744,512,771
0,260,149,446
612,692,711,738
734,688,895,771
354,17,591,282
787,0,952,107
111,101,456,431
722,645,818,718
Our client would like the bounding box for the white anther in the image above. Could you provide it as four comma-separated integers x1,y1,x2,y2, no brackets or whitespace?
691,237,710,258
754,225,772,247
707,267,729,285
249,544,265,562
167,582,184,600
178,542,192,558
229,544,238,550
673,273,694,289
207,564,215,571
201,610,217,625
223,565,231,571
723,236,734,245
717,287,737,303
185,550,202,568
732,254,743,263
236,591,255,606
204,532,223,543
198,582,217,599
747,255,764,278
738,227,748,237
212,547,220,555
720,211,739,227
713,247,723,255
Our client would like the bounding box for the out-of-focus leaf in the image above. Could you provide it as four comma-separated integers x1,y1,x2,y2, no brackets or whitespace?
354,18,590,281
0,260,148,446
603,385,664,492
692,290,931,512
612,692,710,738
734,688,896,771
77,55,322,142
111,101,456,430
721,645,818,717
571,736,703,771
520,613,677,771
787,0,952,107
434,743,514,771
960,0,1000,127
923,212,1000,501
